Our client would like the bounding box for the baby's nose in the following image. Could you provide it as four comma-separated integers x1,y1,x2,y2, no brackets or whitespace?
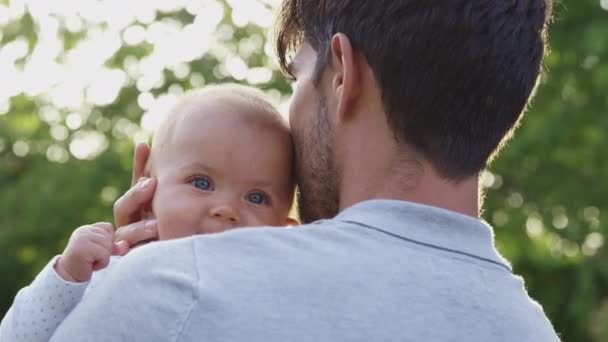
209,204,239,224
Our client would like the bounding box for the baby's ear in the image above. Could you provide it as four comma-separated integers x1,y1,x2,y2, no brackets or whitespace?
285,217,299,227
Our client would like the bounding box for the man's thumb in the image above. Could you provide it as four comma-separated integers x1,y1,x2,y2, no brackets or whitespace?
112,240,130,256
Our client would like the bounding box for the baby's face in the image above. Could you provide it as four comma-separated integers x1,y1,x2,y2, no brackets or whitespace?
149,100,294,240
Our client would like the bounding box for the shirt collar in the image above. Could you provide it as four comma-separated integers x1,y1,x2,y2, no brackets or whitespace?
333,199,511,271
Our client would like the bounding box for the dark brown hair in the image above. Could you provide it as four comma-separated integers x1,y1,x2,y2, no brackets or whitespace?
275,0,552,179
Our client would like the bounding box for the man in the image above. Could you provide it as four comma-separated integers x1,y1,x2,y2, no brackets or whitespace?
51,0,560,340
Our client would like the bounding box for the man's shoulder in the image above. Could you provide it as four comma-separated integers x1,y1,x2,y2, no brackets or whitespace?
108,236,199,286
119,223,348,276
91,215,559,342
187,223,348,262
123,236,195,262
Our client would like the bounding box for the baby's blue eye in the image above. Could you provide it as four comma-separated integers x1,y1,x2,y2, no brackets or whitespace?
191,177,212,191
246,192,268,205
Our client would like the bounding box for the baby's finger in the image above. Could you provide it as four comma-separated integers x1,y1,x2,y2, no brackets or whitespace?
131,143,151,186
92,222,114,235
88,243,112,270
92,259,110,271
88,230,114,251
91,251,111,271
114,219,158,247
113,177,157,228
70,225,107,246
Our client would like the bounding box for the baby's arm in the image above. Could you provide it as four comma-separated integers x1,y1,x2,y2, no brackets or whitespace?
0,257,90,342
0,222,123,342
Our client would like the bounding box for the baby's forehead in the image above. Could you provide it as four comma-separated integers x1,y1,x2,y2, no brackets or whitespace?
158,88,285,139
144,86,295,196
180,96,256,123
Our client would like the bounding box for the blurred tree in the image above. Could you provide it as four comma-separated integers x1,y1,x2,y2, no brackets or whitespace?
0,0,290,321
0,1,606,341
483,1,608,341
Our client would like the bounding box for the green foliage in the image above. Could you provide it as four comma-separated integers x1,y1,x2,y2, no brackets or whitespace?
0,1,606,341
483,1,608,341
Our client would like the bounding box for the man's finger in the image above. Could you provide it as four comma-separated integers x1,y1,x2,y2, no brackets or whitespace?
131,143,151,186
113,177,157,227
114,219,158,247
112,240,130,256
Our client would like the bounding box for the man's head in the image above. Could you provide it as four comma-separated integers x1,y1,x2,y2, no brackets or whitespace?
276,0,552,222
146,85,295,240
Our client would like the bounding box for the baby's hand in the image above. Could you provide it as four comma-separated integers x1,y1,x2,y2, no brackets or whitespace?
54,222,124,282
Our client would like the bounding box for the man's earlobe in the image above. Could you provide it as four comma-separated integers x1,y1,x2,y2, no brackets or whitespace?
330,33,360,122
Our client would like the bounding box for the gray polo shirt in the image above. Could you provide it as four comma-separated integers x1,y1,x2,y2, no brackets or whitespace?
50,199,560,341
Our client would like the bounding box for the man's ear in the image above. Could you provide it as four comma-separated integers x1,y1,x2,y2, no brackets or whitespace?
329,33,361,123
285,217,299,227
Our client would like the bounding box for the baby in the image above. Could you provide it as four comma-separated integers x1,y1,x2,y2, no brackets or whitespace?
0,84,296,341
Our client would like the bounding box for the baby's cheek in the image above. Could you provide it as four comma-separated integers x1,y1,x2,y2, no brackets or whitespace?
155,196,199,240
246,209,286,227
157,215,199,240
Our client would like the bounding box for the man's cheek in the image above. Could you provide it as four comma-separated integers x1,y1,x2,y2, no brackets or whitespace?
288,100,300,124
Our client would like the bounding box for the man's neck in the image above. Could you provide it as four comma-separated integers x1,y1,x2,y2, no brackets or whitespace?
338,154,480,218
335,98,479,218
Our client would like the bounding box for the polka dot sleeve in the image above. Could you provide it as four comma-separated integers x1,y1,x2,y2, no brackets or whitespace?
0,255,90,342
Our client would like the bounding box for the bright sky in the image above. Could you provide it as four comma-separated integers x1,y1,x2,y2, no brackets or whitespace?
0,0,283,160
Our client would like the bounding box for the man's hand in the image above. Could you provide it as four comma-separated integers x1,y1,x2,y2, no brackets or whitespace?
112,143,159,253
54,223,124,282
